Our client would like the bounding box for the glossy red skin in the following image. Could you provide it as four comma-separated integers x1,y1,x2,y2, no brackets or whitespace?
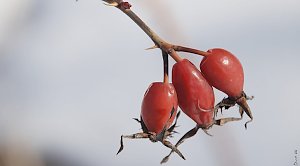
141,82,178,134
200,48,244,98
172,59,215,128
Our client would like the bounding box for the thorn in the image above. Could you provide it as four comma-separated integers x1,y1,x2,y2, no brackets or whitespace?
145,45,158,50
103,2,118,7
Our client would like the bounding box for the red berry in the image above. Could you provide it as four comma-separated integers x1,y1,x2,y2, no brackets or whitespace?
141,82,178,134
200,48,244,98
117,82,184,159
200,48,254,129
172,59,214,128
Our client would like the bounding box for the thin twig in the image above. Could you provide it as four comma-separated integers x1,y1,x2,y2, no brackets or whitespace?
173,45,210,57
102,0,205,61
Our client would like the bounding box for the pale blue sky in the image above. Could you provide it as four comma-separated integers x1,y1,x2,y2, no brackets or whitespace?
1,0,300,166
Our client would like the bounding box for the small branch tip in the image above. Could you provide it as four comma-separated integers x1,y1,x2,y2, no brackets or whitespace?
120,2,132,9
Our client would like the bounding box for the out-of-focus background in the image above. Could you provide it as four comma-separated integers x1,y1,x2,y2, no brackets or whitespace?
0,0,300,165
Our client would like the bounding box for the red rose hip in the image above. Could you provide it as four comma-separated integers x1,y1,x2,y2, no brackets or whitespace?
117,82,184,160
172,59,215,128
200,48,244,97
141,82,178,134
200,48,253,129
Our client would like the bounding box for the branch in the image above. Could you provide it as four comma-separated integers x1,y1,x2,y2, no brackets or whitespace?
173,45,210,57
102,0,207,61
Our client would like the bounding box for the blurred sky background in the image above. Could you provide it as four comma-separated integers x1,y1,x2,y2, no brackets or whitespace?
0,0,300,166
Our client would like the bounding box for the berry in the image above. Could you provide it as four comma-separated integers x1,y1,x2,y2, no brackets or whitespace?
141,82,178,134
200,48,244,98
172,59,215,128
200,48,253,128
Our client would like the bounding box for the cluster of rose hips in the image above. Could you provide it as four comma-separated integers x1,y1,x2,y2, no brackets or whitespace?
117,48,253,163
100,0,253,163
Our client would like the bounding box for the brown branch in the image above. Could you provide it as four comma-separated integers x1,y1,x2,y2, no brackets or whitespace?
173,45,210,57
102,0,206,61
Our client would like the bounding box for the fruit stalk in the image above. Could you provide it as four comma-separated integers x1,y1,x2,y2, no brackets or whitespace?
162,51,169,83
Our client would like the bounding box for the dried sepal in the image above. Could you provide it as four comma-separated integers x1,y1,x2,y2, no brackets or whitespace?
214,91,254,129
117,110,184,160
161,126,199,164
